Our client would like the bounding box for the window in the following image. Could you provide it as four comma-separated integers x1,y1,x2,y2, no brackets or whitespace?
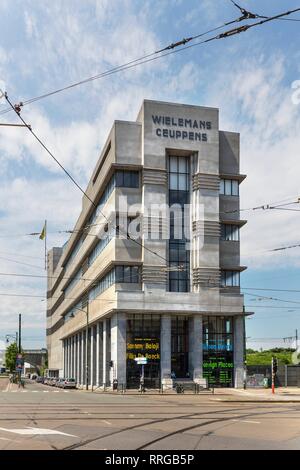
115,265,141,283
203,316,234,387
220,179,239,196
115,170,139,188
171,316,189,378
169,156,189,191
168,155,190,292
88,231,112,267
88,170,140,226
220,224,239,241
221,270,240,287
64,268,82,296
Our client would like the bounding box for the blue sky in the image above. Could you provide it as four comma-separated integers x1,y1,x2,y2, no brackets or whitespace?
0,0,299,351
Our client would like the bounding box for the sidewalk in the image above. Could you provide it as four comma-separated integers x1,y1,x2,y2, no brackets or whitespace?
212,387,300,402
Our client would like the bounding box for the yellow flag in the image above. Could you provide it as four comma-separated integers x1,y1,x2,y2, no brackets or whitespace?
39,222,46,240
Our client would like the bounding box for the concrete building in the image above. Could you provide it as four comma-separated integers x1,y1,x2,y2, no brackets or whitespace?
46,99,250,389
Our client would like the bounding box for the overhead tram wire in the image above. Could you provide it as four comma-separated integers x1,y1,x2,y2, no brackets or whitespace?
4,269,300,296
2,7,300,271
229,0,300,22
1,6,300,116
4,94,170,266
0,12,257,115
3,270,300,309
3,7,300,263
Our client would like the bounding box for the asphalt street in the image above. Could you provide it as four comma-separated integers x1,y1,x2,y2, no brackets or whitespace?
0,380,300,450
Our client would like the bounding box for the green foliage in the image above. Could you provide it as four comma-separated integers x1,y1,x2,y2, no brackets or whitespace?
5,342,19,372
246,348,295,366
4,343,25,372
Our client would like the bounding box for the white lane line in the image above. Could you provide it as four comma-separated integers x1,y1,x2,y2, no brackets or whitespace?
102,420,111,425
232,419,261,424
43,391,49,393
0,427,77,437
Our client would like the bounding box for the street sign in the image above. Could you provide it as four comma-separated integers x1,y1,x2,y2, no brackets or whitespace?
134,357,147,365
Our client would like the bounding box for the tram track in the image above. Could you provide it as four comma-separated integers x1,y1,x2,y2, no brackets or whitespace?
60,404,296,450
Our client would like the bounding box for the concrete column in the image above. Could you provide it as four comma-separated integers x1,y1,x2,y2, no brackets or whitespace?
103,320,107,387
96,323,100,387
71,336,74,378
90,327,94,387
62,340,65,377
76,334,80,384
81,331,84,386
110,313,127,385
189,315,204,384
67,338,70,377
234,315,245,389
160,315,172,385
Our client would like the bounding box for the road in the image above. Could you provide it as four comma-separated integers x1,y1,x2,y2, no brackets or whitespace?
0,380,300,450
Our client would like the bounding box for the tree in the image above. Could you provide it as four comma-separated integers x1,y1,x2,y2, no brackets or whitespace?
5,342,19,372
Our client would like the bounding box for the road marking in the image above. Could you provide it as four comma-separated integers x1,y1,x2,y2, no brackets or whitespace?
102,420,111,425
43,391,49,393
232,419,261,424
129,414,135,417
0,427,77,437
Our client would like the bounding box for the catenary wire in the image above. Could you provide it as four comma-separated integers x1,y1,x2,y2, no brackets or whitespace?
0,6,299,116
0,11,265,116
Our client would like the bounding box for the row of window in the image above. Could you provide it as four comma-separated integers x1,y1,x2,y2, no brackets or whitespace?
88,231,112,267
64,268,82,297
63,170,140,272
89,170,139,227
89,265,141,301
64,265,141,322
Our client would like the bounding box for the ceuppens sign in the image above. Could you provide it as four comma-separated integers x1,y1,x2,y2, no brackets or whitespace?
152,114,212,142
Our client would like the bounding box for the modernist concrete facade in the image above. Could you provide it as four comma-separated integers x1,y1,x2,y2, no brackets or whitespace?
46,100,250,389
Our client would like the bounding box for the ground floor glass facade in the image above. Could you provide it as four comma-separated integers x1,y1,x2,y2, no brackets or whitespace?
62,313,241,389
126,314,161,388
203,316,234,388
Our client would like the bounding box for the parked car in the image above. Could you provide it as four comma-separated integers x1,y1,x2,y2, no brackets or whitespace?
36,376,44,383
50,378,59,386
58,378,76,389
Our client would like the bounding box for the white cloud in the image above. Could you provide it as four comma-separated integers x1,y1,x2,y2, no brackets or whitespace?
206,53,300,269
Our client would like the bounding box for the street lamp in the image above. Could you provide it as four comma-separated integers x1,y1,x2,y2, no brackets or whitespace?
5,333,18,345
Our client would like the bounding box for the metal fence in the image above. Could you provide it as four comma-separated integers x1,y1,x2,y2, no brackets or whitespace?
247,365,300,387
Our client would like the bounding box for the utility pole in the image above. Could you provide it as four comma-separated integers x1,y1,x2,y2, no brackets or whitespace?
18,314,22,353
296,329,298,350
271,356,278,394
